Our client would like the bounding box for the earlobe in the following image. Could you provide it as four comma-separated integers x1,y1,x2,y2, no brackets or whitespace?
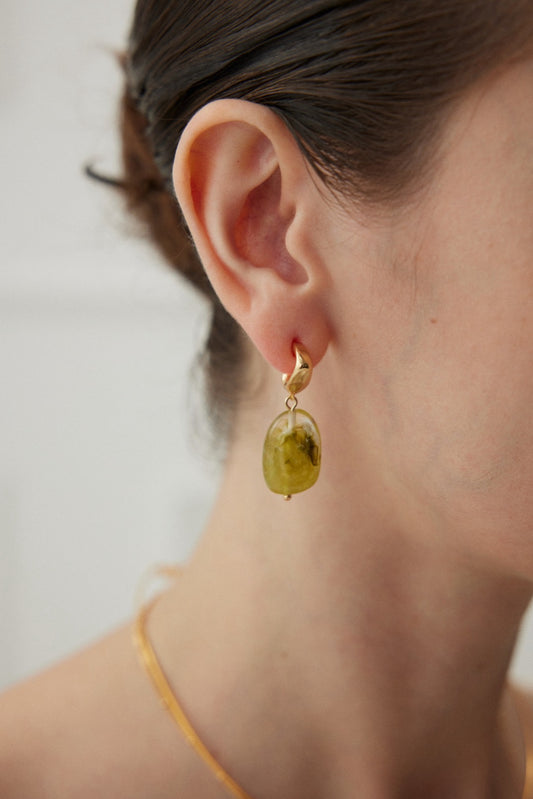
172,99,331,374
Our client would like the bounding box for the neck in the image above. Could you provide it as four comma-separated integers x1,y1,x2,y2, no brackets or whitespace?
150,398,531,799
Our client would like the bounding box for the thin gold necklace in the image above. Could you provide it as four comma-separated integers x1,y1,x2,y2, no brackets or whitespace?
133,565,253,799
132,566,532,799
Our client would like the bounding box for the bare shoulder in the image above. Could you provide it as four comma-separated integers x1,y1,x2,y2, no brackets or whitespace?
514,685,533,740
0,623,184,799
513,685,533,799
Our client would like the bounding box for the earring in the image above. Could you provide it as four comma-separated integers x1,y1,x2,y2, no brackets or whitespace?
262,343,321,500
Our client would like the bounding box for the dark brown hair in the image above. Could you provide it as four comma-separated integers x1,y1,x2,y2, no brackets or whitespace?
120,0,532,436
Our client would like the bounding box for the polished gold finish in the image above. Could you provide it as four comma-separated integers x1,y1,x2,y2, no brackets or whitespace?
282,344,313,396
285,394,299,411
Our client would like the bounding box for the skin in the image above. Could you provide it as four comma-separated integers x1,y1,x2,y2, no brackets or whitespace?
1,58,533,799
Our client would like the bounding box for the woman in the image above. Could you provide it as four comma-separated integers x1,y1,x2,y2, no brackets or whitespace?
1,0,533,796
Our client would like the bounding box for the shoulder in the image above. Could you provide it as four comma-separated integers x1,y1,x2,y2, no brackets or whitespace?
514,685,533,743
513,685,533,799
0,623,177,799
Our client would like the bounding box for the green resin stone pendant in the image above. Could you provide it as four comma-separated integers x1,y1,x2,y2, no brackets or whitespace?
262,344,321,499
263,408,321,497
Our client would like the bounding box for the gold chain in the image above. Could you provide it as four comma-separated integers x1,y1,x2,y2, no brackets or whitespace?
133,566,532,799
132,580,254,799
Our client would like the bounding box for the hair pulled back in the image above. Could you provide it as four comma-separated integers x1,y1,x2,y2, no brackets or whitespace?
120,0,532,435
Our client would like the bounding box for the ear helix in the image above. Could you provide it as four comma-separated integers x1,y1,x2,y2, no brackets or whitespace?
262,344,321,500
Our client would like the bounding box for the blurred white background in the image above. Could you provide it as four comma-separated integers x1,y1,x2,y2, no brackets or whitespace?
1,0,532,692
0,0,220,690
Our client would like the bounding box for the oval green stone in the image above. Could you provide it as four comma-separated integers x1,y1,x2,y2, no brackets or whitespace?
262,409,321,495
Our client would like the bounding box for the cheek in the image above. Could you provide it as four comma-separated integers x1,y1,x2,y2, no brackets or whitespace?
374,123,533,546
376,283,533,550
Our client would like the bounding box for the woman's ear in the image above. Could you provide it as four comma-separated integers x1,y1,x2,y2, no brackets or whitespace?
172,99,331,374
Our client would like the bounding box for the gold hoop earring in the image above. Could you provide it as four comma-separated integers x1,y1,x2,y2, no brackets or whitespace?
262,344,321,500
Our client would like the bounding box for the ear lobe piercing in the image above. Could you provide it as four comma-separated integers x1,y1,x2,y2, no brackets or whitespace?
262,344,321,499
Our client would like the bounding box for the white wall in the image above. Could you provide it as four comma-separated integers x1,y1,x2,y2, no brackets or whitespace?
0,0,219,689
1,0,532,692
